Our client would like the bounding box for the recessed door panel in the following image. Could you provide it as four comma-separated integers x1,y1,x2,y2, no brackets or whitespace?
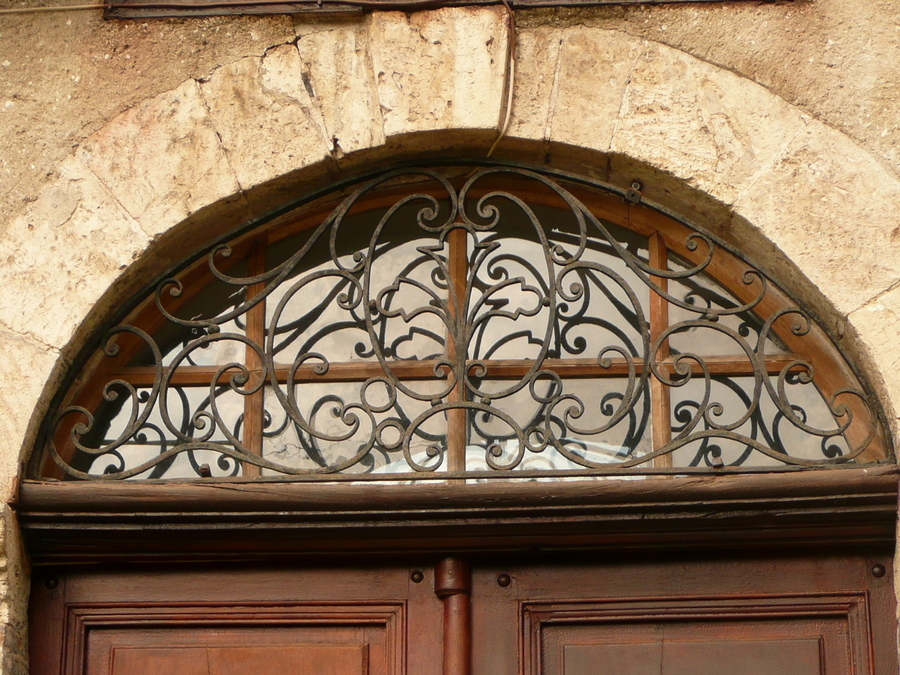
557,634,830,674
93,630,374,675
106,643,367,675
532,604,853,675
472,554,895,675
30,565,442,675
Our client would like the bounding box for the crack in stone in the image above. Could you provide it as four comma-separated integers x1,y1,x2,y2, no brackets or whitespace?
81,158,143,232
142,157,246,242
194,77,248,202
608,43,650,155
258,53,333,155
262,36,300,58
732,118,809,207
848,278,900,318
0,323,63,356
361,15,389,145
542,33,564,146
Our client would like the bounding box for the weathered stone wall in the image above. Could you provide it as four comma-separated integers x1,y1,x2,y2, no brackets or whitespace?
1,1,899,672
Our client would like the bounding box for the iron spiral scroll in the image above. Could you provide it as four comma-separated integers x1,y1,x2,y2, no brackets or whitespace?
42,164,889,480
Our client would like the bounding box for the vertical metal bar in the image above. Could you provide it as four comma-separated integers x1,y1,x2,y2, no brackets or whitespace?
435,557,472,675
446,226,469,473
648,232,673,468
241,240,267,478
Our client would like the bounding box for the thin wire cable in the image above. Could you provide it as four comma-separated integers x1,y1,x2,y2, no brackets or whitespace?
0,0,485,12
0,3,101,13
107,0,493,8
486,0,516,158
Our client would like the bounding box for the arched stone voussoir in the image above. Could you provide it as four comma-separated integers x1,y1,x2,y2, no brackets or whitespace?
510,26,808,204
849,286,900,441
0,154,150,352
366,7,510,141
734,119,900,318
198,44,334,198
0,329,62,495
75,77,243,243
62,6,511,255
511,26,807,209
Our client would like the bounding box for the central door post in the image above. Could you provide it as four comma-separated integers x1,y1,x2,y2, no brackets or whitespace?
435,557,472,675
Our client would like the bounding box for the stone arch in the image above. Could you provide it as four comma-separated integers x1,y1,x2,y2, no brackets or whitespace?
1,8,899,492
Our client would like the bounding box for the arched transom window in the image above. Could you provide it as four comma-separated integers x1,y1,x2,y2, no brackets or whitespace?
34,163,891,480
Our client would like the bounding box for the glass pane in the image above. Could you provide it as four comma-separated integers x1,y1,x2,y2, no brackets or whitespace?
466,201,650,363
267,202,450,367
128,260,250,368
466,377,652,471
667,252,787,357
261,381,449,475
79,385,246,479
43,164,888,480
668,374,854,467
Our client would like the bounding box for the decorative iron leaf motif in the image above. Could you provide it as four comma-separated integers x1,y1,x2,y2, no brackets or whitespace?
42,164,889,480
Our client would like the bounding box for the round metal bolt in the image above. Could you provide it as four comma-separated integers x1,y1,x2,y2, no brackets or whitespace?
44,577,59,590
410,570,425,584
872,564,887,578
497,573,512,587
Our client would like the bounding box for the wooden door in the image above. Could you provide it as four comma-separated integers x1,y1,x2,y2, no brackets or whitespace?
31,553,897,675
471,552,898,675
30,563,444,675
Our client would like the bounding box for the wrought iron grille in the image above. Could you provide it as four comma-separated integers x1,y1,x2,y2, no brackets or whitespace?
37,163,891,480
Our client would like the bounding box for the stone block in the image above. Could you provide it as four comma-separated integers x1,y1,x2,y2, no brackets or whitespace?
848,284,900,439
0,504,27,675
77,79,241,239
200,45,333,194
0,156,148,350
297,23,385,157
547,28,644,154
610,41,803,206
0,331,59,494
367,7,508,139
506,26,564,142
735,119,900,316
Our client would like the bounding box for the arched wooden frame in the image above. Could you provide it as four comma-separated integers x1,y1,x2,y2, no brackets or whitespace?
32,161,892,482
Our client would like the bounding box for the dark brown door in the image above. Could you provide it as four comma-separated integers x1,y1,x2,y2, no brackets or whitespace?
31,564,444,675
471,553,897,675
31,554,897,674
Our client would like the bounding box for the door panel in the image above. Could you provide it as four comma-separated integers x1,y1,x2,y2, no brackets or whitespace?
31,554,896,675
562,639,824,675
472,553,896,675
94,629,375,675
31,565,442,675
107,643,366,675
534,603,855,674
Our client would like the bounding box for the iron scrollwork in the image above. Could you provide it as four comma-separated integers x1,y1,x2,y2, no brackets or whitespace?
43,164,888,480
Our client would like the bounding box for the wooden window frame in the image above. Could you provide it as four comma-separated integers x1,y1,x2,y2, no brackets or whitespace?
32,161,891,482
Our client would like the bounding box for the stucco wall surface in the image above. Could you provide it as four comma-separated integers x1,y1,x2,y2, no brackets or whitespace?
1,1,899,673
